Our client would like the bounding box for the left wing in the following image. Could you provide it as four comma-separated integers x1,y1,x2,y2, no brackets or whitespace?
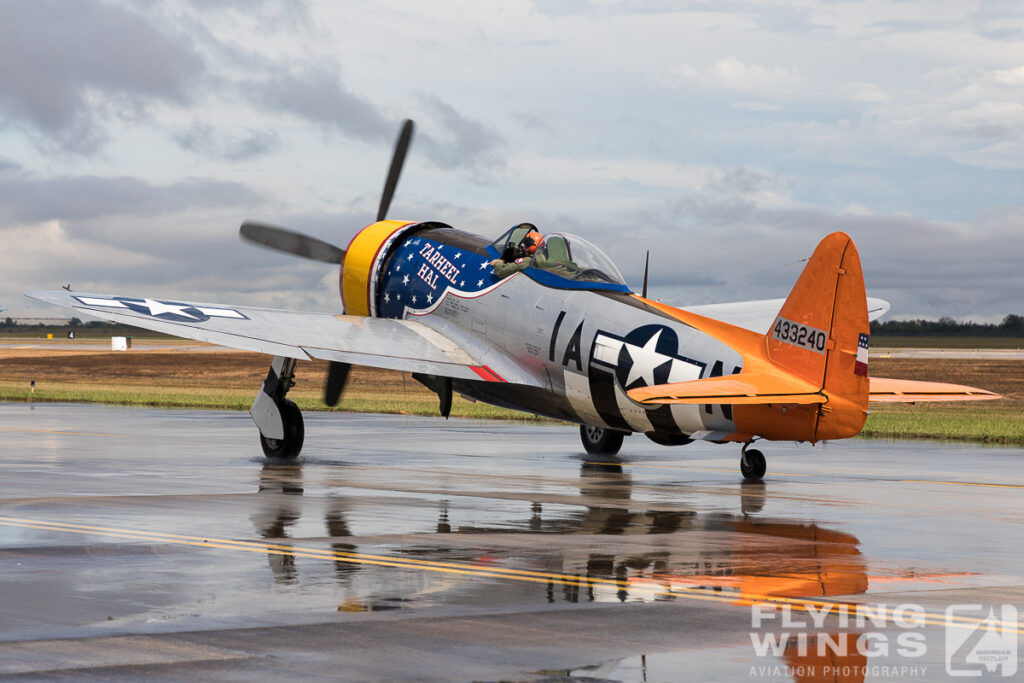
24,290,540,387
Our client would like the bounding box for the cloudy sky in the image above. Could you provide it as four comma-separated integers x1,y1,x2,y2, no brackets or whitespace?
3,0,1023,321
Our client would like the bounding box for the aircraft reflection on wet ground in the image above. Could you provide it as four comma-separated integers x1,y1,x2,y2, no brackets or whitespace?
2,406,1022,681
250,457,868,608
249,459,885,681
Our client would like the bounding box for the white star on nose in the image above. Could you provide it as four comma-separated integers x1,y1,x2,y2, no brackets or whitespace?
142,299,198,320
624,330,669,387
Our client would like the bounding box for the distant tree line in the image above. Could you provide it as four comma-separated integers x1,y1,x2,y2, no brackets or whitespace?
871,314,1024,337
0,318,171,338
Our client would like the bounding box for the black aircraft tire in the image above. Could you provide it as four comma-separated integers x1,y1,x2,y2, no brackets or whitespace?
260,399,305,460
580,425,625,455
740,448,766,481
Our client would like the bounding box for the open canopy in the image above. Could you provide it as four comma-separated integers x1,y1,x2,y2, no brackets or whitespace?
488,226,629,292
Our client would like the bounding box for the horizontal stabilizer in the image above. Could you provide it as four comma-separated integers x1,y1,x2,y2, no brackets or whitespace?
627,372,826,406
869,377,1001,402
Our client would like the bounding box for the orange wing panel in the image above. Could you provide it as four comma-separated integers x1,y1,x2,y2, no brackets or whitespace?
627,372,825,405
869,377,1001,402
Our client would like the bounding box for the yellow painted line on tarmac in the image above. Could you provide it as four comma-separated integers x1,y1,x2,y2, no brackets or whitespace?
0,428,127,438
900,479,1024,490
0,514,1020,635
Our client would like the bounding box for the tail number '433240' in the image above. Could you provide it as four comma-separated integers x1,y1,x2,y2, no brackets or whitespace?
773,316,827,353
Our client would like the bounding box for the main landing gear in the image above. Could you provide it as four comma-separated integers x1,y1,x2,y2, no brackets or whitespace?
579,425,625,455
250,356,305,460
740,443,766,482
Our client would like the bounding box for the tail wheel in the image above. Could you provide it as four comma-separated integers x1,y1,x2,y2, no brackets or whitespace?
740,448,766,481
580,425,625,455
260,399,304,460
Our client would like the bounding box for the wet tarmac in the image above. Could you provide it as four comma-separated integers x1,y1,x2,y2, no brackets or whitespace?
0,403,1021,681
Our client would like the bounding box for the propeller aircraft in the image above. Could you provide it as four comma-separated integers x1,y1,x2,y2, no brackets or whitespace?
26,120,999,480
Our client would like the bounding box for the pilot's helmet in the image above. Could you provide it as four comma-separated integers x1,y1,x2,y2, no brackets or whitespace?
522,230,544,255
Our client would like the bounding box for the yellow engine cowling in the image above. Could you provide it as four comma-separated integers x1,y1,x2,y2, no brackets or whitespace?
340,220,417,316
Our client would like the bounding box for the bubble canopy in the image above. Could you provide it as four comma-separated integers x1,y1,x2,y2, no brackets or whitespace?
487,228,629,292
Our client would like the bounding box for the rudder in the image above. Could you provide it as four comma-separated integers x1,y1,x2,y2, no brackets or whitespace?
768,231,869,438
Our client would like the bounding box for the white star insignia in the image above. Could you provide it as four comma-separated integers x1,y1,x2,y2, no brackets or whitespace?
384,292,391,303
396,264,401,272
624,330,670,387
407,253,414,261
477,279,484,287
479,262,488,269
426,293,433,303
402,274,410,285
453,253,461,260
396,294,401,301
142,298,199,320
459,281,465,287
412,295,417,304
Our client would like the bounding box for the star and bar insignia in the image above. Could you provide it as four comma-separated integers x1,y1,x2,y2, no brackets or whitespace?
74,296,248,323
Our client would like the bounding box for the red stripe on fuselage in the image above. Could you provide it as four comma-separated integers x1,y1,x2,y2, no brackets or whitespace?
471,365,506,382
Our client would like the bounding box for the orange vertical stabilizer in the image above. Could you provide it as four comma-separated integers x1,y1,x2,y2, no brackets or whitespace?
630,232,871,443
765,231,870,440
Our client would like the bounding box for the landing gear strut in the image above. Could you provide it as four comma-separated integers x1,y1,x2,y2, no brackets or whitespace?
250,356,305,460
580,425,625,455
740,443,766,481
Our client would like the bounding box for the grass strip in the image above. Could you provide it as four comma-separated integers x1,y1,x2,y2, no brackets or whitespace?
861,403,1024,444
0,382,546,421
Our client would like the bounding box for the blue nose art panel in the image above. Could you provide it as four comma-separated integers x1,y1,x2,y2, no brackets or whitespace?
377,237,501,319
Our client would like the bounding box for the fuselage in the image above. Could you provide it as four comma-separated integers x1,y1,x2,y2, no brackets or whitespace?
342,221,750,444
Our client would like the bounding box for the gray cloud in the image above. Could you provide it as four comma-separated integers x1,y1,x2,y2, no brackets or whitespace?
0,0,205,154
179,0,313,31
0,164,261,224
611,195,1024,321
703,166,793,196
173,123,280,161
246,65,506,175
250,65,392,141
416,95,506,177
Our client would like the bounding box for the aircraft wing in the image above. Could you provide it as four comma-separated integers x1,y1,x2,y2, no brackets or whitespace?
682,297,890,333
24,290,538,386
868,377,1001,402
629,374,1001,405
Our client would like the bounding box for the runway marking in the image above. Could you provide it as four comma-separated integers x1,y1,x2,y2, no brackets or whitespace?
0,428,127,438
900,479,1024,490
0,515,1019,635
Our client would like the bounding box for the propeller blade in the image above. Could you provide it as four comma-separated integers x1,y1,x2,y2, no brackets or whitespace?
377,119,415,222
324,360,351,407
642,250,650,299
240,221,346,264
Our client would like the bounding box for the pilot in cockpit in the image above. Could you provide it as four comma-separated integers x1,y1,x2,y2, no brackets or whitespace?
489,223,544,279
